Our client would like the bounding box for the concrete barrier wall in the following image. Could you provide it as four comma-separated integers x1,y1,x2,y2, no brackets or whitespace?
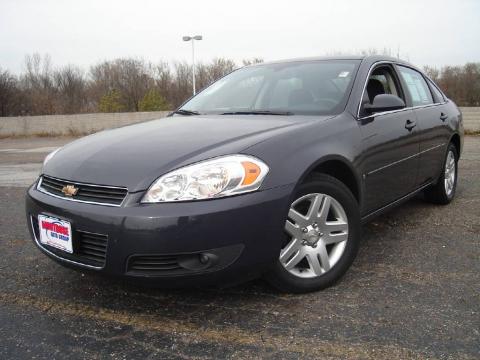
0,111,170,137
0,108,479,137
461,107,480,131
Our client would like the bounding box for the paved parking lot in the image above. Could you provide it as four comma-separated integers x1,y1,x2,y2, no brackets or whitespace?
0,136,479,359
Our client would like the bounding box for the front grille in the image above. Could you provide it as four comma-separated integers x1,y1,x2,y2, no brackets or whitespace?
31,216,108,268
127,255,182,274
38,176,127,206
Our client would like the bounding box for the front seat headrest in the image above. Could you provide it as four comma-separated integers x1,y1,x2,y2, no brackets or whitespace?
367,78,386,103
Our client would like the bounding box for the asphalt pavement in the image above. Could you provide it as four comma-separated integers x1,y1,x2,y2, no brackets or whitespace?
0,136,478,359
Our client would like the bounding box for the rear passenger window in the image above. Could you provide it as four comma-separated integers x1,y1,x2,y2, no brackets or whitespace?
397,66,434,106
427,79,446,103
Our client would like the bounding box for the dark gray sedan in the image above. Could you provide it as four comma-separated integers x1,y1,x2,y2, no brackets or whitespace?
26,55,463,293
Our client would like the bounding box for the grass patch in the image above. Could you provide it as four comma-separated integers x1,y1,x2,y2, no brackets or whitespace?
465,129,480,136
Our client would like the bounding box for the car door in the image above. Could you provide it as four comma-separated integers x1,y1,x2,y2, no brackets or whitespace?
358,63,421,213
396,65,450,185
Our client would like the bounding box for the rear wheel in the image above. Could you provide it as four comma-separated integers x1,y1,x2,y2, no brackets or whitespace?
424,143,458,205
265,174,360,293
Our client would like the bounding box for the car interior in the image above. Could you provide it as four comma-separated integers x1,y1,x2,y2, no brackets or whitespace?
364,66,402,104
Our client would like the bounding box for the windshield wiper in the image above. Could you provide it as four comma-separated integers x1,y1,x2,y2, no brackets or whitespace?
172,109,201,116
220,110,293,116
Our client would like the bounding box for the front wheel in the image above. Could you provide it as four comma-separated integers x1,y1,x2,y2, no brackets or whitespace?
265,174,361,293
424,143,458,205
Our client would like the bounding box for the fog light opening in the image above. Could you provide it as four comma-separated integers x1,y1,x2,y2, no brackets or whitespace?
178,252,219,271
199,253,210,264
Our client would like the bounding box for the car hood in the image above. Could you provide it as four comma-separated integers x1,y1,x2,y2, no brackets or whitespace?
43,115,325,192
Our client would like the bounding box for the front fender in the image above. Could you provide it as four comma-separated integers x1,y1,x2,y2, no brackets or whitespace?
244,114,363,200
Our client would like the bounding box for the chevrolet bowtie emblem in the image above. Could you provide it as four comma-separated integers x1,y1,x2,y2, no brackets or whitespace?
61,184,78,197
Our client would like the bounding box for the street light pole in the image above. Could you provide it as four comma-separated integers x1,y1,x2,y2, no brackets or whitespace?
182,35,203,95
191,39,196,95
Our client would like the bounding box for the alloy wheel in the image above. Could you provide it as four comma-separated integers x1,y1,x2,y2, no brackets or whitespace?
444,150,456,196
280,193,349,278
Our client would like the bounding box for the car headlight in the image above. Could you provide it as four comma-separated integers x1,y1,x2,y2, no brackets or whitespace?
42,148,61,169
142,155,269,203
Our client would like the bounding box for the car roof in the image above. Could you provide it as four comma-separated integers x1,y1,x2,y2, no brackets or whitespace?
249,55,413,68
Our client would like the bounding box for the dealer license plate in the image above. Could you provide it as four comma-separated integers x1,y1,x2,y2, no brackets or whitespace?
38,214,73,253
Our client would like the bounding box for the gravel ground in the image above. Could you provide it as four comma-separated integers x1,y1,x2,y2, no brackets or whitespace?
0,136,478,359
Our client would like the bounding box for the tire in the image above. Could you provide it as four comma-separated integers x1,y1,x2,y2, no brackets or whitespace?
424,143,458,205
265,173,361,293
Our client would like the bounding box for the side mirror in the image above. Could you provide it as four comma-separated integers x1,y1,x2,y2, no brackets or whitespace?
364,94,406,114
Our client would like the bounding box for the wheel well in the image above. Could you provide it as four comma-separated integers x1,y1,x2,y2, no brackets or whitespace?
309,160,360,203
450,134,461,156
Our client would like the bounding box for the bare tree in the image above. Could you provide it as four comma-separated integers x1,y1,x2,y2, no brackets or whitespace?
423,66,440,82
90,58,152,112
22,53,57,115
0,68,18,116
54,65,87,114
152,62,172,94
170,61,192,107
462,63,480,106
115,58,152,111
207,58,236,83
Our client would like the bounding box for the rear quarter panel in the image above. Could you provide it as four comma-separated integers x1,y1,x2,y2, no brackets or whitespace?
449,100,464,155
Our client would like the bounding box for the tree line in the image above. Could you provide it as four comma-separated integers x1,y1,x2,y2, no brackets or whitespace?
0,54,263,117
424,63,480,107
0,54,479,117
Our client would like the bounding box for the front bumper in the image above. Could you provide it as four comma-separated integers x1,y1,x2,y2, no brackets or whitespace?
26,182,294,287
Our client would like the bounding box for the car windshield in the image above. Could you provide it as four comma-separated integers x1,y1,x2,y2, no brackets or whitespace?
179,60,360,116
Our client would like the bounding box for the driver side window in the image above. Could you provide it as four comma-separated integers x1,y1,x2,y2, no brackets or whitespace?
360,65,403,116
365,67,402,103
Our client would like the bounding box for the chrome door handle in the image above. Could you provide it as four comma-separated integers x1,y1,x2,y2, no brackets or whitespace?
405,119,416,131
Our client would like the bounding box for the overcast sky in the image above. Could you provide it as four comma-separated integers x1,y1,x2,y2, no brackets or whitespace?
1,0,479,73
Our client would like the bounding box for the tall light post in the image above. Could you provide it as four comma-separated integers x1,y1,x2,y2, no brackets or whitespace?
182,35,202,95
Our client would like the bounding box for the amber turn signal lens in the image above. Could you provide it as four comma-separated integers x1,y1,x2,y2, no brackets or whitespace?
241,161,261,185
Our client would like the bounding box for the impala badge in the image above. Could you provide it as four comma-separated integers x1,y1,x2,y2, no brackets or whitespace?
61,184,79,197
